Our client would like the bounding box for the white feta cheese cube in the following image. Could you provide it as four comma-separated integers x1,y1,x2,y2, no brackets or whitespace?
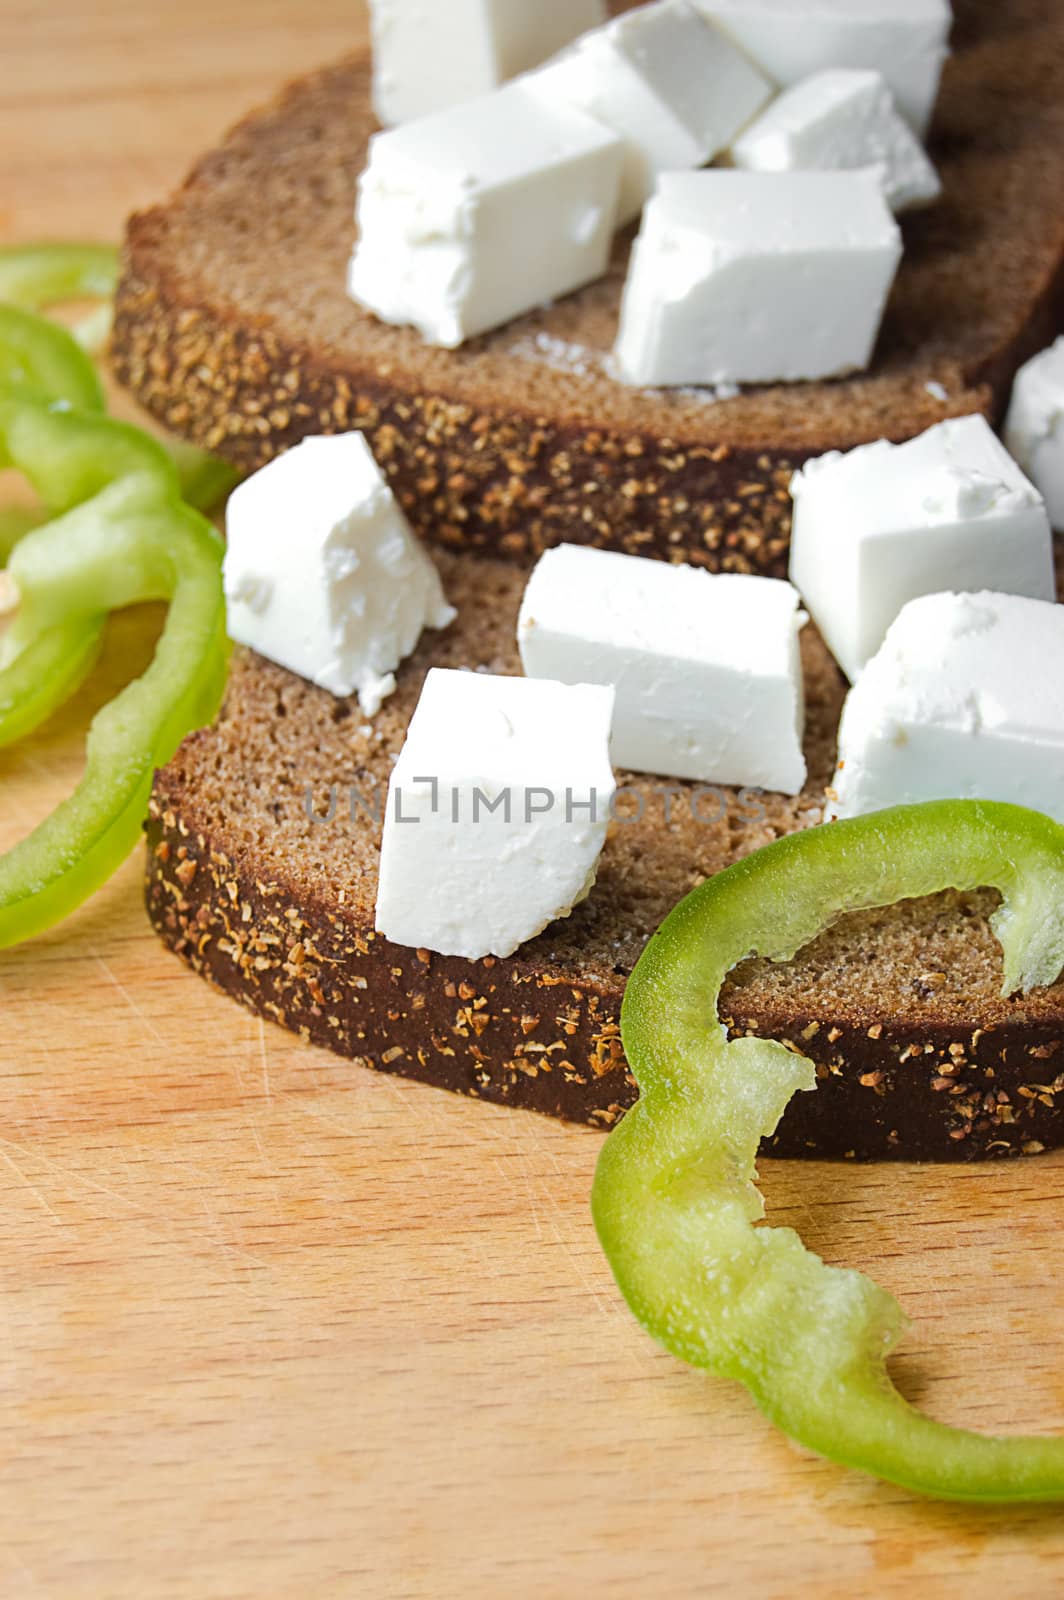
789,415,1056,683
613,169,902,387
526,0,771,225
828,591,1064,825
223,432,455,716
369,0,608,126
1005,336,1064,532
731,68,941,212
691,0,952,136
375,669,616,960
517,544,807,793
348,81,624,348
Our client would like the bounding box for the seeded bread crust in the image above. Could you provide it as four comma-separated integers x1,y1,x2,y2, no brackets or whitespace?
145,552,1064,1162
112,0,1064,573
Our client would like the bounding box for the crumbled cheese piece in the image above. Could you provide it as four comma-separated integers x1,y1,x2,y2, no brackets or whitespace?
731,68,941,212
518,544,808,793
691,0,952,136
789,414,1055,683
223,432,455,716
368,0,607,126
348,80,624,348
375,669,616,960
614,169,902,387
829,591,1064,824
510,331,599,377
526,0,770,224
1004,336,1064,532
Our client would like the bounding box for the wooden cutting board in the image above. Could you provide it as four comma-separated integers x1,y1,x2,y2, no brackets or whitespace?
2,4,1064,1594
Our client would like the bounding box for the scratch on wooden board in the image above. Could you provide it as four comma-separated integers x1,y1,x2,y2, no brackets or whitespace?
488,1115,544,1244
238,1037,281,1182
258,1017,271,1101
0,1145,63,1226
0,1133,268,1284
515,1111,626,1328
196,1191,260,1303
0,1135,135,1219
246,1111,274,1179
93,953,164,1047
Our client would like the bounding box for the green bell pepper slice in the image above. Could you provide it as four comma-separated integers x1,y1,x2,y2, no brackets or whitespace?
0,242,119,357
0,394,178,746
0,293,160,742
167,436,241,516
0,507,45,565
594,800,1064,1502
0,245,240,506
0,304,105,413
0,258,234,755
0,489,227,947
0,268,229,944
0,617,105,751
0,242,119,311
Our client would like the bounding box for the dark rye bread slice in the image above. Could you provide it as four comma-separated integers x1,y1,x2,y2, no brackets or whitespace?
112,0,1064,576
146,550,1064,1163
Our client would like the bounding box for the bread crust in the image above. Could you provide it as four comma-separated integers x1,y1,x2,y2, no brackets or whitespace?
144,793,1064,1162
112,0,1064,571
142,549,1064,1163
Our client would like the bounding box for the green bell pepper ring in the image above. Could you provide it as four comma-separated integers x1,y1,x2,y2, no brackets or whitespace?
0,617,105,751
0,245,240,507
167,436,242,516
0,245,231,943
0,243,119,312
0,242,118,357
0,507,45,565
0,392,176,513
0,493,227,947
0,296,151,739
0,304,105,413
0,395,178,746
594,800,1064,1502
0,291,231,746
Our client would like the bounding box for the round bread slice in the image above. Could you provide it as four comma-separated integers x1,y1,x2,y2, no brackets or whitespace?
146,551,1064,1163
112,0,1064,575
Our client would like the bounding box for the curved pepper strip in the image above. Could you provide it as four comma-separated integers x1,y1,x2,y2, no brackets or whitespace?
0,243,119,312
166,436,242,517
0,393,226,944
0,293,139,739
0,242,118,356
0,618,105,752
0,246,230,941
0,392,178,746
0,467,227,946
0,269,234,746
0,245,239,507
0,483,225,934
594,800,1064,1502
0,294,108,571
0,507,44,565
0,304,104,413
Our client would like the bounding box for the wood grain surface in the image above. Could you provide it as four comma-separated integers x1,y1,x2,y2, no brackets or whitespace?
2,4,1064,1595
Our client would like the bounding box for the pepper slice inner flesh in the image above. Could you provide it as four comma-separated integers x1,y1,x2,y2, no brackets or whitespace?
594,800,1064,1502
